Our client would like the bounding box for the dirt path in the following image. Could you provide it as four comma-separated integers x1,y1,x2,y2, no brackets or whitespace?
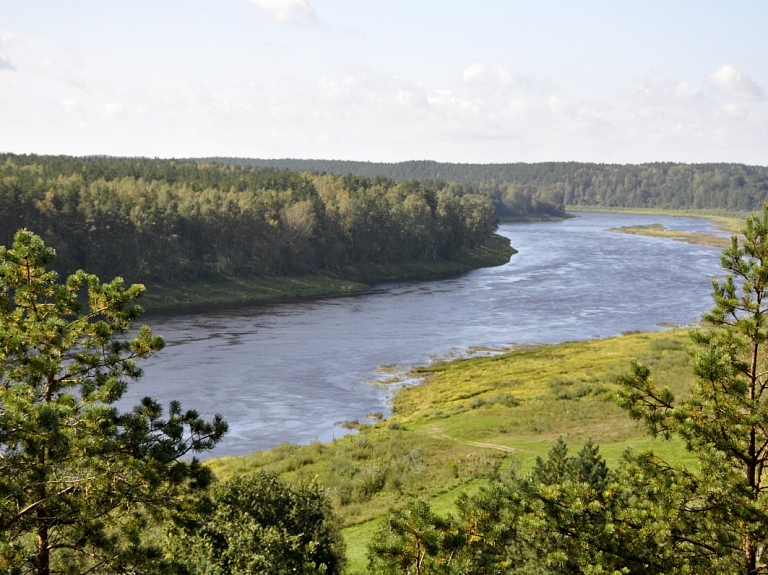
430,430,524,454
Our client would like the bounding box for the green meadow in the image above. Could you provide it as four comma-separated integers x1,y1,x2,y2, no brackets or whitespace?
208,327,699,572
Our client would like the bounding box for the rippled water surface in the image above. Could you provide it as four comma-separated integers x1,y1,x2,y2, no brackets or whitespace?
120,212,728,456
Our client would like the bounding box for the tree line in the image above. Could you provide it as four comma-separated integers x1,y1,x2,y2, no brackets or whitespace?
203,157,768,212
0,154,498,284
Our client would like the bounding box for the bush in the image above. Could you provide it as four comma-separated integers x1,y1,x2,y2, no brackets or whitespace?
168,472,346,575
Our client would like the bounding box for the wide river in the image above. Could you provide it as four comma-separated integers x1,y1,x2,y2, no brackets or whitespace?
120,212,729,457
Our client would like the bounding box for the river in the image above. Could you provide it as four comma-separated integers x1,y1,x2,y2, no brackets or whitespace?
120,212,729,457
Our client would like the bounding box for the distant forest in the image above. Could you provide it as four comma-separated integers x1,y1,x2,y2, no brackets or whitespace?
0,154,498,284
201,157,768,213
5,153,768,288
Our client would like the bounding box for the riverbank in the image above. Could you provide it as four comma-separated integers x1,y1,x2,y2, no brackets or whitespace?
141,233,516,312
567,205,745,233
497,212,576,223
609,223,732,248
207,328,696,572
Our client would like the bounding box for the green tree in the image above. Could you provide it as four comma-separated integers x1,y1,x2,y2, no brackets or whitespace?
369,453,570,575
170,471,345,575
0,230,228,575
618,204,768,573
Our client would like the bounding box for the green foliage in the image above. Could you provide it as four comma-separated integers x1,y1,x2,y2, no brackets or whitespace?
199,157,768,212
367,487,525,575
0,230,227,575
0,155,499,288
168,472,345,575
366,441,633,574
366,440,731,574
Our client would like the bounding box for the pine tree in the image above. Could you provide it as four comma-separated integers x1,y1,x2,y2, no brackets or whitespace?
0,230,227,574
619,204,768,573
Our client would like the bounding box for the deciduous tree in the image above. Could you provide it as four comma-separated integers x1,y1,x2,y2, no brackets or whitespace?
170,471,345,575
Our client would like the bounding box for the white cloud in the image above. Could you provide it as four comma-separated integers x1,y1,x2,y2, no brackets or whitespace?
0,32,16,71
673,81,700,101
245,0,317,27
462,61,523,86
716,102,747,121
462,62,486,83
707,65,764,100
317,71,429,113
547,96,567,113
632,76,703,105
0,54,13,71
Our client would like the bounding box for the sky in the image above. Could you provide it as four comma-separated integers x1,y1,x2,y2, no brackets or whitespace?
1,0,767,165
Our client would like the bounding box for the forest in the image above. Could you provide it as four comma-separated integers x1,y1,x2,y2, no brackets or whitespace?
0,154,499,286
204,157,768,213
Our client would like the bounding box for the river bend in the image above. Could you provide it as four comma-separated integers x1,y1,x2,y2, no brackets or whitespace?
121,212,727,456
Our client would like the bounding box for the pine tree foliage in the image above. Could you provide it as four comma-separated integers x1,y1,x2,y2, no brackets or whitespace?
618,204,768,574
0,230,228,575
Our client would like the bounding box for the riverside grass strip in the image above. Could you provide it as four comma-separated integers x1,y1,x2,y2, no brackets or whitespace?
141,233,515,312
609,223,732,248
207,328,697,572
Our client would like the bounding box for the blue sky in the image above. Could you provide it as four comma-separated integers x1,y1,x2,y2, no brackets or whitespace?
2,0,767,164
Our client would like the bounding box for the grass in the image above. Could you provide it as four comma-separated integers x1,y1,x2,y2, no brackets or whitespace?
608,223,733,248
140,234,516,312
567,205,746,234
206,328,701,572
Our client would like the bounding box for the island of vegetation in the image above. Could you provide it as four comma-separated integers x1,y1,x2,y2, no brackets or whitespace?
609,222,733,248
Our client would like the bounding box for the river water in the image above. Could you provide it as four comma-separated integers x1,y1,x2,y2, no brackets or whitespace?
120,212,729,457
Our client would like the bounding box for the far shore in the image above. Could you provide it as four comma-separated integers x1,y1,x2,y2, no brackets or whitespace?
141,233,516,313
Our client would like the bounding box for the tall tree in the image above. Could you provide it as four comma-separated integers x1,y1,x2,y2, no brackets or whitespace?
618,204,768,573
0,230,227,575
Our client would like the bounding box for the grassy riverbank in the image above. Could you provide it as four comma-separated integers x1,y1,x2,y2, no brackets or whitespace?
207,328,697,572
567,205,745,233
609,223,732,248
140,233,515,312
567,206,745,249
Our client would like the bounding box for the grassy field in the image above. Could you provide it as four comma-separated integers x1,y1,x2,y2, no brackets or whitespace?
207,327,700,572
140,234,515,312
608,222,733,248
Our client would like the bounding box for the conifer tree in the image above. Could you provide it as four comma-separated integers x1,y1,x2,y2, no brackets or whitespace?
0,230,227,575
619,204,768,573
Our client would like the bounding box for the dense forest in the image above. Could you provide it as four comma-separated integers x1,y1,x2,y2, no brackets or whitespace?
6,152,768,290
202,157,768,212
0,154,499,285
